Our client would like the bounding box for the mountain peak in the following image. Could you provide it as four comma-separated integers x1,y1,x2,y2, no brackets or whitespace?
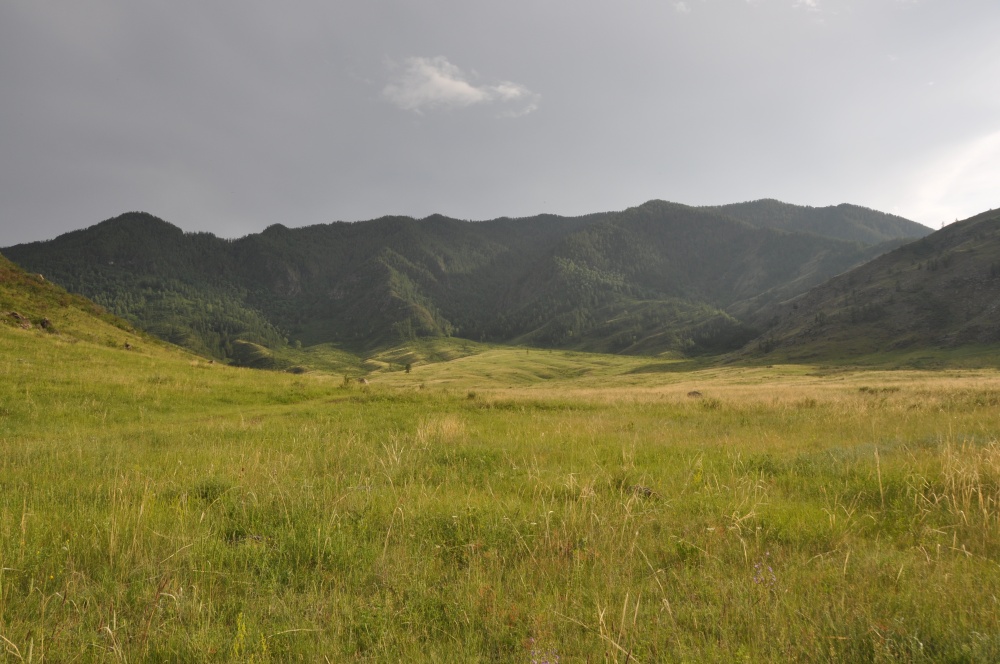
97,211,182,234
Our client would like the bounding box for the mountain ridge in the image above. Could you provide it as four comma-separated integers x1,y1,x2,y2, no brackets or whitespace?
703,199,929,244
3,199,931,362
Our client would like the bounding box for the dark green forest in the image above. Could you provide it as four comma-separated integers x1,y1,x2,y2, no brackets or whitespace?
706,199,925,244
3,200,931,363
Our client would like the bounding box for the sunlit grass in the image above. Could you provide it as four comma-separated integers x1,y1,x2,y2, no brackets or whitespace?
2,326,1000,661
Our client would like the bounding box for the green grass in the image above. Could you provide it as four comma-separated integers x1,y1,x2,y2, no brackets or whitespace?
2,324,1000,661
761,343,1000,371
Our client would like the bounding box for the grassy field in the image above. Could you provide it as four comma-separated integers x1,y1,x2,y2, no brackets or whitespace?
2,327,1000,662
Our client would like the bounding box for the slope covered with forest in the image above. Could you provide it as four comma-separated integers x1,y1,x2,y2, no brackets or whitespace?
751,207,1000,357
3,200,930,361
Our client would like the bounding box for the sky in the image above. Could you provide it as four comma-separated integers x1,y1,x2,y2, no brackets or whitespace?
2,0,999,246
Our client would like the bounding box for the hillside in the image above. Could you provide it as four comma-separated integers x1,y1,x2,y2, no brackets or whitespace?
2,214,288,358
751,207,1000,357
3,200,929,361
0,251,154,349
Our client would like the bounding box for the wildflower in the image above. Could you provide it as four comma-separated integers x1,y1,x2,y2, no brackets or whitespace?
753,551,776,588
528,637,560,664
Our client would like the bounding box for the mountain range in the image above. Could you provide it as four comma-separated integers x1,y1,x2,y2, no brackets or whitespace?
2,199,932,362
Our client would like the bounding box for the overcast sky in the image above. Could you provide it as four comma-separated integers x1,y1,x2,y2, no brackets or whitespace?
2,1,998,246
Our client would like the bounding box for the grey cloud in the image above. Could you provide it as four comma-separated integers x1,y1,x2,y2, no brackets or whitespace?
1,0,999,246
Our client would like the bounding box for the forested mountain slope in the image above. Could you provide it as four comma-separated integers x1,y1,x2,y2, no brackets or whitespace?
492,201,891,353
4,214,285,357
3,200,927,360
751,207,1000,356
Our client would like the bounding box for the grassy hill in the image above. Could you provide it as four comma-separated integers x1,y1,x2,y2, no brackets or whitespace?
3,200,928,363
752,207,1000,358
0,251,158,350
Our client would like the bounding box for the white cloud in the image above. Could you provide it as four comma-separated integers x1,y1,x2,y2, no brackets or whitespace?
674,2,691,14
793,0,820,10
382,56,540,117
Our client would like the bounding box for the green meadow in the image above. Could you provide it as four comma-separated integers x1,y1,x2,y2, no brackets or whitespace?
2,328,1000,662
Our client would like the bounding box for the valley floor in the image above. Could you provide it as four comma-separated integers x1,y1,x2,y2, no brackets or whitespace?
2,328,1000,661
